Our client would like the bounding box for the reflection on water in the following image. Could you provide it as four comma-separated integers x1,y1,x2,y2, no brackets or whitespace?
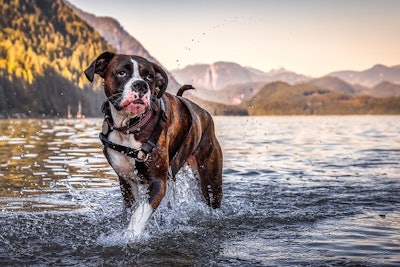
0,116,400,266
0,119,113,210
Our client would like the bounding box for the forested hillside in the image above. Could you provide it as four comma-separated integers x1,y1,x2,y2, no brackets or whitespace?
0,0,113,117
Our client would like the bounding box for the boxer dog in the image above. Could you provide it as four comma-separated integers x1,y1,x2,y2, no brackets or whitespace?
84,52,222,236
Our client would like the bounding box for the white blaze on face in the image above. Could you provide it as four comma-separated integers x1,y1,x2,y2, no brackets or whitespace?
122,59,148,98
122,59,141,94
120,59,151,116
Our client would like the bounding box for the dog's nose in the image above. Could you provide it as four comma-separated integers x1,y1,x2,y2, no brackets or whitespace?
131,80,148,96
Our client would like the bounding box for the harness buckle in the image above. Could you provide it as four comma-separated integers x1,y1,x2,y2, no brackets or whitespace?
136,151,149,162
101,120,109,135
141,140,156,154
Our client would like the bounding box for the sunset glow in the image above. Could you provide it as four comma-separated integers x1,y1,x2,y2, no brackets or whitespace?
69,0,400,77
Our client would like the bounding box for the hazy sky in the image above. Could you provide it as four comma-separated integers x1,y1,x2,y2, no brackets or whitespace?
69,0,400,77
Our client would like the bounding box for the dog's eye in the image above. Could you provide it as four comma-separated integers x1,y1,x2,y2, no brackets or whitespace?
145,74,153,81
117,71,127,78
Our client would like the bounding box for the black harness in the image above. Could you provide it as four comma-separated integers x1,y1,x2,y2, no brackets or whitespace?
99,98,167,162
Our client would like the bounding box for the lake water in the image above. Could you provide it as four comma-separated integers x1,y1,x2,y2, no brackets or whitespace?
0,116,399,266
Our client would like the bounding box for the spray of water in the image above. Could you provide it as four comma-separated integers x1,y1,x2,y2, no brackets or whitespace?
97,164,222,245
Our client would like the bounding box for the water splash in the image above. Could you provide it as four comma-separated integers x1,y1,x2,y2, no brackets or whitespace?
98,165,221,245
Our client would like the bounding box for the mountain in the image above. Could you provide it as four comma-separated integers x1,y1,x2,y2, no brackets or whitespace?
66,1,180,91
186,82,265,105
0,0,241,117
66,1,155,62
173,62,400,100
329,64,400,88
309,76,357,94
171,62,251,91
187,94,248,116
0,0,113,117
309,76,400,98
242,82,400,115
171,62,310,91
181,70,400,106
246,66,310,85
370,81,400,98
2,0,399,117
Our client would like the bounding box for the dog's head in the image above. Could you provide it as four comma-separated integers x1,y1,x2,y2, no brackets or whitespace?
85,52,168,117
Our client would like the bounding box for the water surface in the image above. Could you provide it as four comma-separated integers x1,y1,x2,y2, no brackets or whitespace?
0,116,399,266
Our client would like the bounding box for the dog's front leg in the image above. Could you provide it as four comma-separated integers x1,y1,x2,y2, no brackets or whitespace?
118,176,135,208
148,177,166,209
127,197,153,237
127,176,166,237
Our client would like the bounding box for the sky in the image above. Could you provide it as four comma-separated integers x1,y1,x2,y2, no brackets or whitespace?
69,0,400,77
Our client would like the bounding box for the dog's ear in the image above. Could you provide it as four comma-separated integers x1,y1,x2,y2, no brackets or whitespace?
152,63,169,98
84,52,115,82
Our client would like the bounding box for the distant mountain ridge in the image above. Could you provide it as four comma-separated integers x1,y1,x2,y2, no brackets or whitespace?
1,0,399,117
174,61,400,106
370,81,400,98
189,76,400,107
171,62,310,91
246,66,310,86
329,64,400,87
309,76,357,94
174,62,400,92
243,81,400,115
308,75,400,98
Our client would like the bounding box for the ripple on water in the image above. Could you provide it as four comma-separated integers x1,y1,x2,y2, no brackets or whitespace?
1,117,400,266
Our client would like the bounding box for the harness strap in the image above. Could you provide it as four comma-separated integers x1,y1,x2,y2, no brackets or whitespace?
140,103,166,155
99,132,142,159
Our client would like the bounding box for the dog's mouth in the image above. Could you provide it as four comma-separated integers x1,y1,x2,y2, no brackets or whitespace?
120,97,149,115
121,98,145,108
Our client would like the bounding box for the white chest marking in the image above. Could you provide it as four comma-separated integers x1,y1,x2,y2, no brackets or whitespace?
106,130,142,183
106,119,154,237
